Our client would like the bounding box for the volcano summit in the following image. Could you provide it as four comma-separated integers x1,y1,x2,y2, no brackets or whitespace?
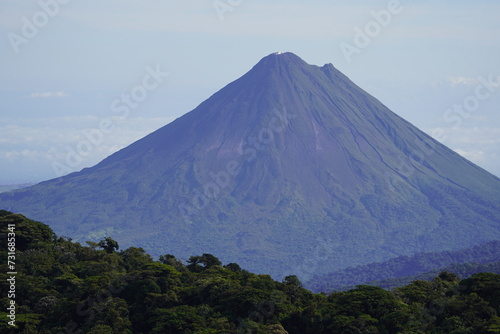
1,53,499,279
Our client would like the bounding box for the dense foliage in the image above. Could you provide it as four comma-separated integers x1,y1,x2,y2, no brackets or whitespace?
305,241,500,292
1,211,499,333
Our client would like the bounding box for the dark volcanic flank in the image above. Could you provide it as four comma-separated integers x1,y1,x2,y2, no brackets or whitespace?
1,53,499,279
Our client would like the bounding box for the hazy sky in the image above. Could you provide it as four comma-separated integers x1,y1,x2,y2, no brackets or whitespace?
1,0,499,183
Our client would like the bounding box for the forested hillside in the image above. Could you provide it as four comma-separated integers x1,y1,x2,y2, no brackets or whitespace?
306,241,500,293
366,261,500,291
1,211,499,333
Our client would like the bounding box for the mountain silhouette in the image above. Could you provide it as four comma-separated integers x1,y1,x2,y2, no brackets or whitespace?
1,52,499,279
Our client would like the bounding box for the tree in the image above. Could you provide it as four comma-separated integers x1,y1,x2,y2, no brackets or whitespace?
98,237,119,253
1,212,55,251
120,247,153,270
460,273,500,309
187,254,222,272
225,263,242,272
159,254,185,271
283,275,302,288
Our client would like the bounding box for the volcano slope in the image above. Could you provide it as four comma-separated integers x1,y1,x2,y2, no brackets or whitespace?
1,52,499,279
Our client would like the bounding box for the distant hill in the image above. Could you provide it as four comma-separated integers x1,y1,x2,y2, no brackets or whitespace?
305,241,500,292
366,261,500,291
1,52,499,279
0,183,35,193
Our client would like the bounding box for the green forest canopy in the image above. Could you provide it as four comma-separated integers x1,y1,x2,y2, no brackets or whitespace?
1,211,499,333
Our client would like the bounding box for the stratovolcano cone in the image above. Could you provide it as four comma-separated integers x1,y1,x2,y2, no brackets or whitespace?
1,52,499,279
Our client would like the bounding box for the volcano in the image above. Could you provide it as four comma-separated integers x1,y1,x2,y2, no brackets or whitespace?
1,52,499,279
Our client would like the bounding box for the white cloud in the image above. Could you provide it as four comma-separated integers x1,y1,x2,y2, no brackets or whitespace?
0,149,53,163
453,148,488,162
0,115,175,182
443,127,500,145
431,75,500,89
29,91,68,99
427,126,500,177
445,76,478,88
